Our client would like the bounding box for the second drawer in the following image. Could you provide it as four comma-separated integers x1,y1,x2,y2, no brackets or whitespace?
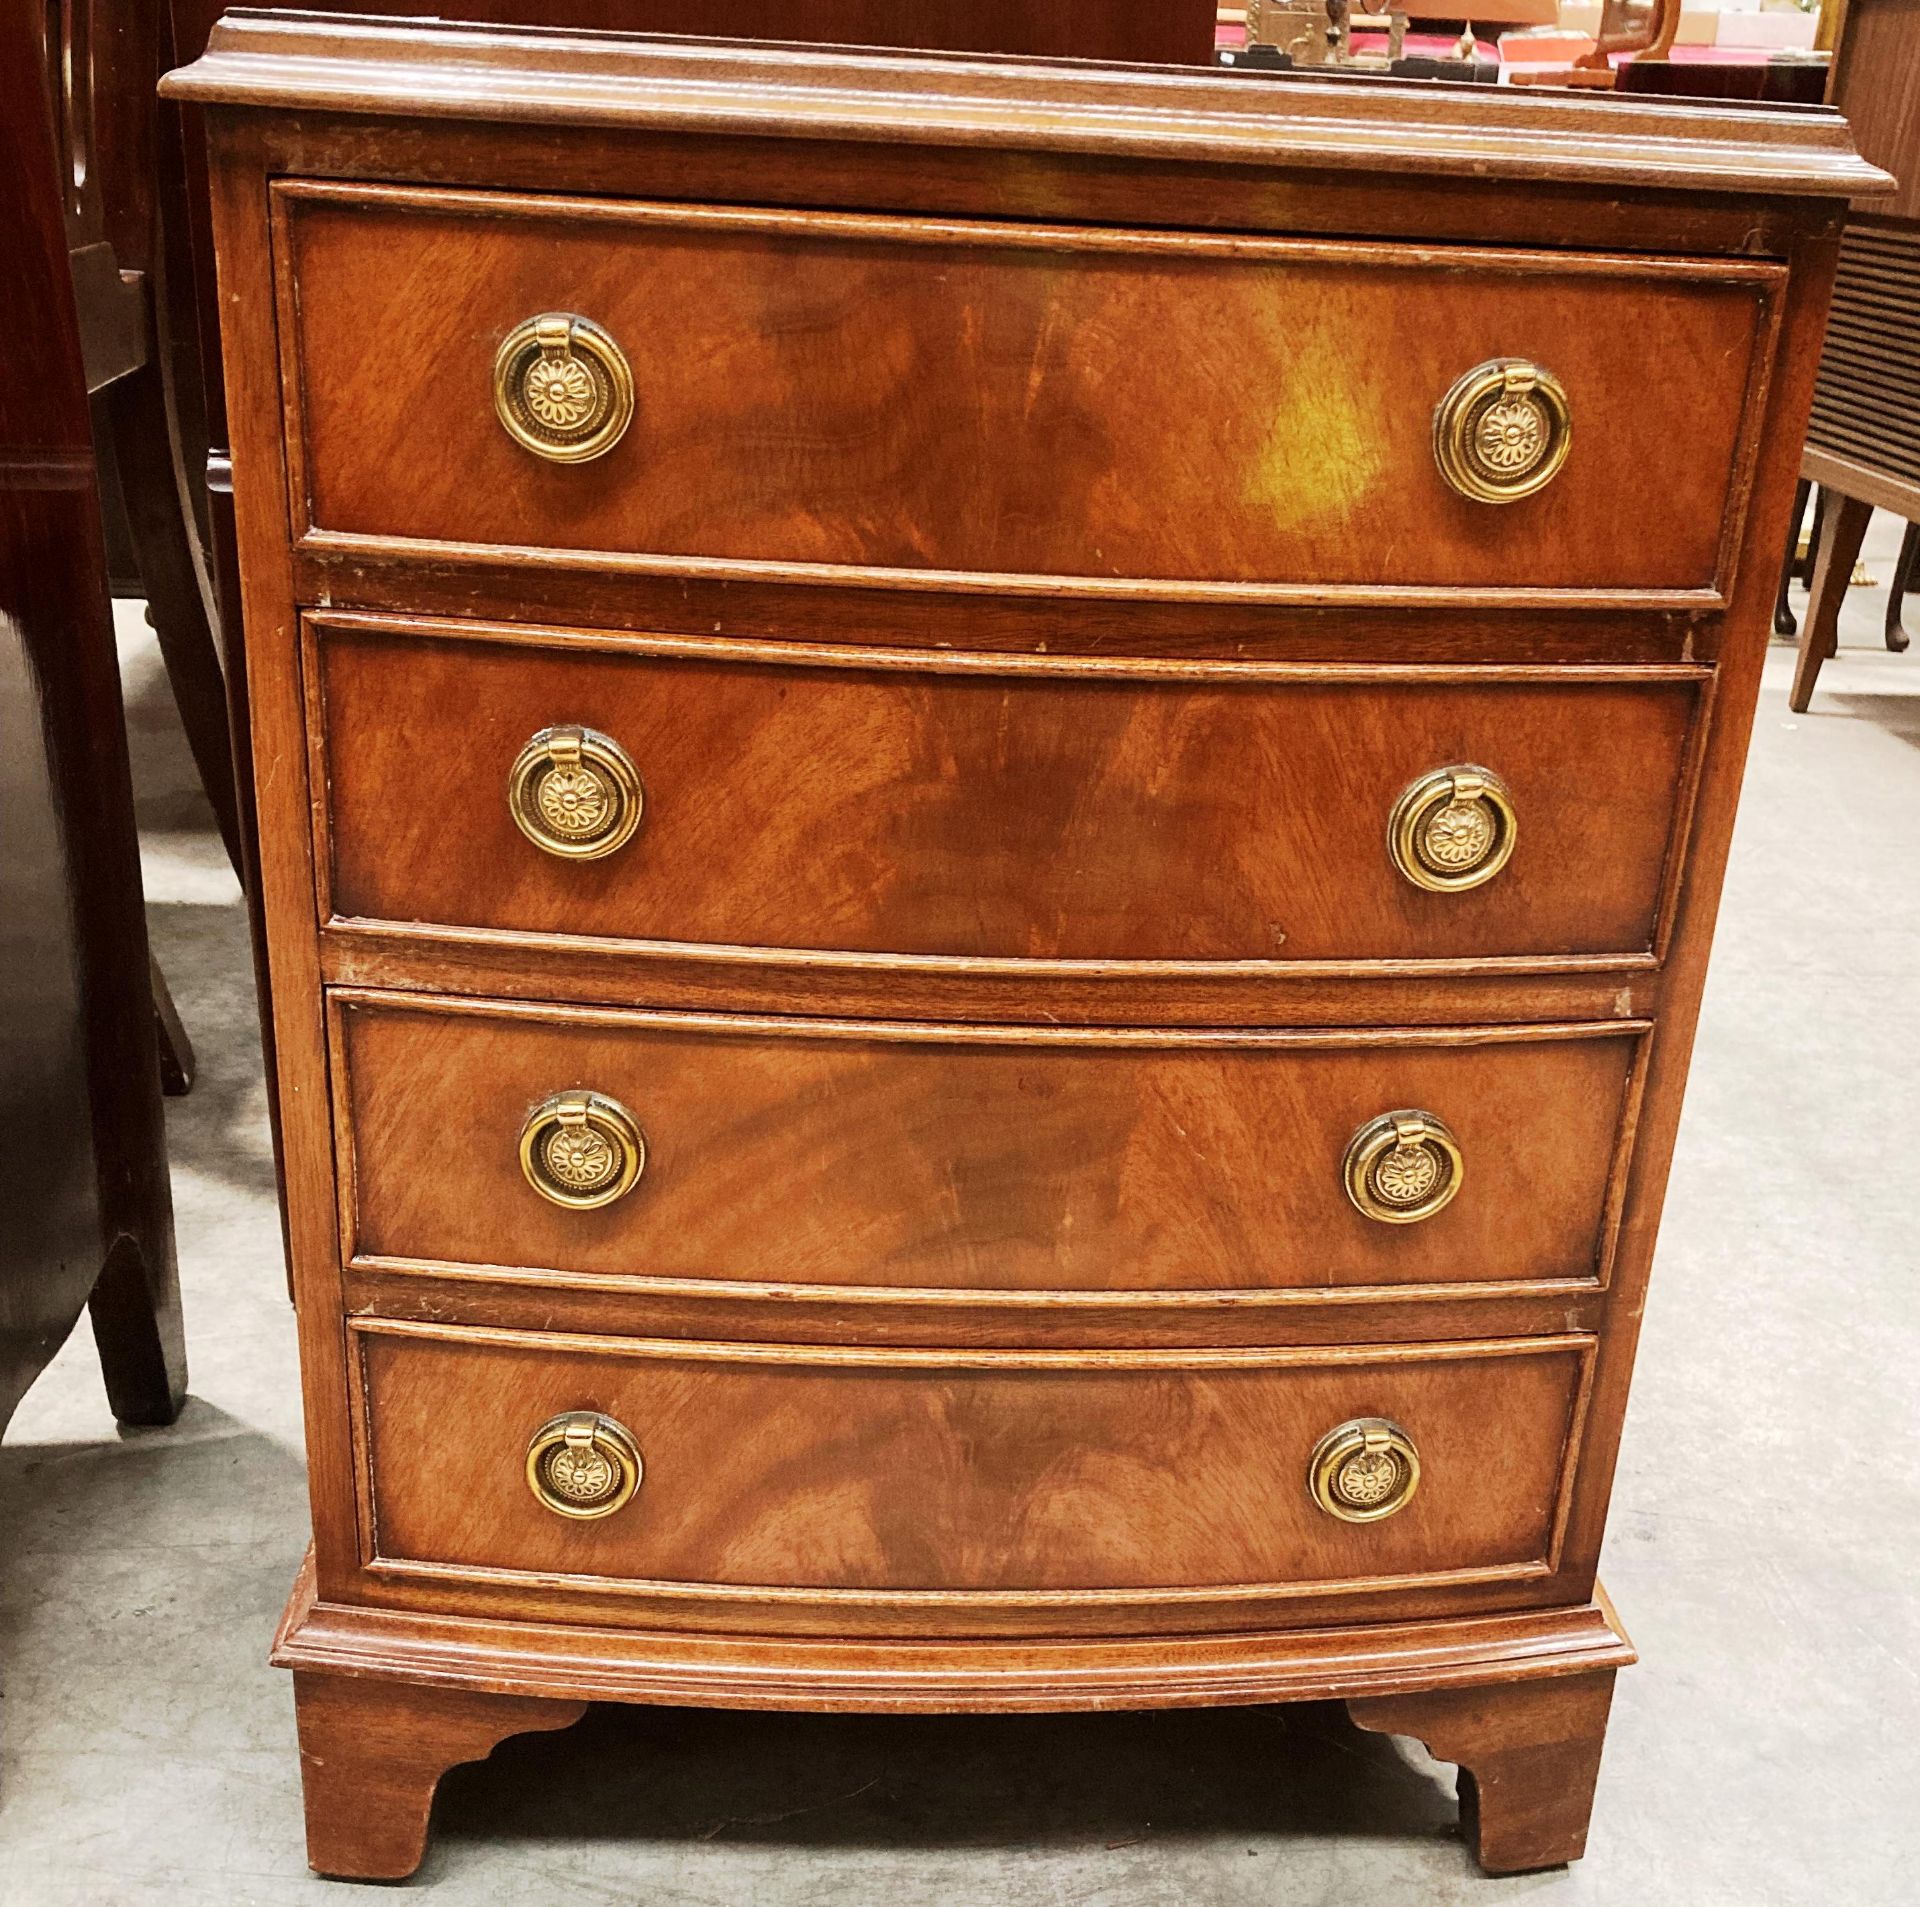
333,992,1645,1294
309,617,1704,968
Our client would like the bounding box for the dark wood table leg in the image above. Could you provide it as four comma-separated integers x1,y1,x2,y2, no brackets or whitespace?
1773,474,1811,636
1886,519,1916,654
1348,1669,1617,1875
293,1672,589,1881
86,1236,188,1428
152,953,195,1096
1801,481,1828,585
1791,489,1873,711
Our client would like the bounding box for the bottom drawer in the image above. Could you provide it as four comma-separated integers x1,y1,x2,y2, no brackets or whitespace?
351,1321,1594,1624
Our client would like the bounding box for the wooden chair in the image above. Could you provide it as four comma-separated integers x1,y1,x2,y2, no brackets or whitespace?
1775,482,1915,645
1,2,187,1438
1779,0,1919,710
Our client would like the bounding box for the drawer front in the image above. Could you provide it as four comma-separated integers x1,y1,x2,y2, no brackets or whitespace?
352,1321,1594,1620
312,620,1702,967
279,182,1775,595
335,995,1643,1294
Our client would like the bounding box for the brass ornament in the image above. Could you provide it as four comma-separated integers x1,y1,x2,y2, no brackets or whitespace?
1309,1417,1422,1522
1343,1109,1464,1225
1433,358,1571,503
518,1090,646,1210
1388,764,1517,892
507,725,644,860
492,313,634,463
525,1410,643,1519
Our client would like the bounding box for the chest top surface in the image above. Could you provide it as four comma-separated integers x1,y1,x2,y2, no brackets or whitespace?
167,8,1884,203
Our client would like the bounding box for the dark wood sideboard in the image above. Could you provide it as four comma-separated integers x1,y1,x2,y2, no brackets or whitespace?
165,13,1882,1881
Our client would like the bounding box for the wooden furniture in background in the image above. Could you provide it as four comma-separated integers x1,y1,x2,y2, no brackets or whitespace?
1,4,186,1441
1775,479,1917,652
1786,0,1919,709
167,16,1879,1880
37,1,241,876
1618,59,1831,105
1505,0,1681,88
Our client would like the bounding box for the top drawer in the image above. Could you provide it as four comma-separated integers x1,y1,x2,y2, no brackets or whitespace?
274,183,1780,599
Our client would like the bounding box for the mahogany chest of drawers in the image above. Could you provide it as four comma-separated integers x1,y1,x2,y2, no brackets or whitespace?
167,14,1881,1881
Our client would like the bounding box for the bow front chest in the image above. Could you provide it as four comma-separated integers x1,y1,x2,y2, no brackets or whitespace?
166,13,1882,1880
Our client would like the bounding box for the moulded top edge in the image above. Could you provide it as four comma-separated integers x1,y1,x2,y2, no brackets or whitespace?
162,9,1891,201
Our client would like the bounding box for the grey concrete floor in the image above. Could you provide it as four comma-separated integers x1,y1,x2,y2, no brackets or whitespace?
3,519,1918,1905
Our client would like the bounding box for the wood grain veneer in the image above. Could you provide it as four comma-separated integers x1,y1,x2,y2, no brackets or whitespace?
276,183,1780,599
350,1321,1595,1619
165,11,1880,1880
333,993,1646,1295
311,617,1705,966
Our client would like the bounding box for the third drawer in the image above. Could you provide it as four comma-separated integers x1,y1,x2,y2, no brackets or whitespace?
332,991,1647,1294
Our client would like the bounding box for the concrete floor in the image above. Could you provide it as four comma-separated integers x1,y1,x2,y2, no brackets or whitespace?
3,520,1917,1905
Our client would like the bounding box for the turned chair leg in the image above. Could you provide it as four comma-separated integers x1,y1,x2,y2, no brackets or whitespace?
1773,475,1810,637
1791,491,1874,712
1886,520,1917,654
1348,1669,1617,1875
292,1672,589,1880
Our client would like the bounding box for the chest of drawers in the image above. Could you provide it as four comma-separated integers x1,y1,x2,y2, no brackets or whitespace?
166,14,1882,1881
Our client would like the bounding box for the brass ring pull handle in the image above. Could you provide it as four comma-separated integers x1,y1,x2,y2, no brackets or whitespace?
1433,358,1571,503
492,312,634,463
507,725,644,860
518,1090,646,1210
1310,1417,1422,1522
1389,764,1517,892
525,1410,643,1518
1343,1109,1464,1225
